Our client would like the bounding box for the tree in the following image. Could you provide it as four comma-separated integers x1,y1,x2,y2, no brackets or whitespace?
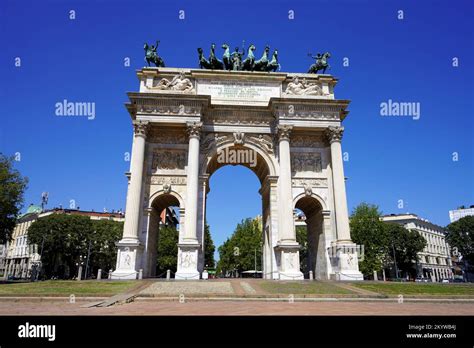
88,219,124,276
0,154,28,243
28,214,123,279
29,214,93,279
204,221,215,268
295,225,308,274
384,223,426,279
216,217,262,276
156,226,178,275
350,203,388,277
446,216,474,263
446,216,474,280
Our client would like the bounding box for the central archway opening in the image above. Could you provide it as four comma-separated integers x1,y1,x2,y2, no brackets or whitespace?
203,144,273,279
294,196,326,280
146,193,181,278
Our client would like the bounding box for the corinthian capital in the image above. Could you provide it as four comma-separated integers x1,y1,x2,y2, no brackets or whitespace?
186,122,203,140
277,125,293,142
133,120,149,137
324,126,344,144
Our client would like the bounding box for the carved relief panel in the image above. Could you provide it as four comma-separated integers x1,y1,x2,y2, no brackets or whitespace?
291,152,322,175
151,149,187,172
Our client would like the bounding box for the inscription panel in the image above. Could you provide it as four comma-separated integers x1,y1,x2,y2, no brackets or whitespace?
197,79,281,105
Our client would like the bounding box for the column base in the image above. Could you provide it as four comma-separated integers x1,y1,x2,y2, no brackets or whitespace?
111,239,143,280
175,242,201,280
329,241,364,281
275,242,304,280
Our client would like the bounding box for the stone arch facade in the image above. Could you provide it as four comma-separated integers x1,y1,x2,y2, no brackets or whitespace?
111,67,363,281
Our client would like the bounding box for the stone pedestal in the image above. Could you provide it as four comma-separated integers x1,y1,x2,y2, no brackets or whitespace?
175,243,200,280
111,241,142,280
275,243,304,280
331,242,364,281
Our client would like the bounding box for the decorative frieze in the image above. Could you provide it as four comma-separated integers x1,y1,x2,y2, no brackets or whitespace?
291,134,325,148
273,105,340,120
147,72,195,93
203,110,273,126
291,152,322,173
152,150,187,170
283,76,328,96
148,130,187,144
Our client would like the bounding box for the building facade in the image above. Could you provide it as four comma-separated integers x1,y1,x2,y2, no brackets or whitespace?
2,206,126,280
449,205,474,223
382,214,453,281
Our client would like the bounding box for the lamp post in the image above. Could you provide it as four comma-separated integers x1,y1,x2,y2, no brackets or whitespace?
84,240,92,280
392,243,399,280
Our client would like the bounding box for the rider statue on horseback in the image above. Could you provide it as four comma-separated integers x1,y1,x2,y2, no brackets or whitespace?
307,52,331,74
144,40,165,67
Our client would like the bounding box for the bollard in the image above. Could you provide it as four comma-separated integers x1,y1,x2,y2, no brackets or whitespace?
108,269,113,280
166,269,171,280
97,269,102,280
77,265,83,281
138,269,143,280
309,270,314,280
373,270,378,281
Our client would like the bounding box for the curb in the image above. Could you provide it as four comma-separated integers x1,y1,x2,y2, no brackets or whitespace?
133,296,474,303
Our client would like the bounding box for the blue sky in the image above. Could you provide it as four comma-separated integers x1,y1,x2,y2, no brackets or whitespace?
1,0,473,255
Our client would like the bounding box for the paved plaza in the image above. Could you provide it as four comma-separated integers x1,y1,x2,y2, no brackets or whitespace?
0,299,472,316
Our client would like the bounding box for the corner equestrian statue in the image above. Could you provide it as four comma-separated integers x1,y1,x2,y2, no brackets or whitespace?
307,52,331,74
144,40,165,67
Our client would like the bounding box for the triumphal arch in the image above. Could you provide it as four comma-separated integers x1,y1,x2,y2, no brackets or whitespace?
111,67,363,281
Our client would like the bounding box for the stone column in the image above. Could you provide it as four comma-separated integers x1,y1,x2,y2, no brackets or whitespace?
111,120,148,280
275,125,303,280
122,120,149,240
277,125,296,242
175,122,202,280
325,126,363,281
183,122,202,243
325,126,351,242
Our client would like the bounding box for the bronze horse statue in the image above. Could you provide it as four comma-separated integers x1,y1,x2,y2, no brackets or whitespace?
209,43,224,69
308,52,331,74
144,41,165,67
241,44,256,71
197,47,212,69
266,49,280,72
254,45,270,71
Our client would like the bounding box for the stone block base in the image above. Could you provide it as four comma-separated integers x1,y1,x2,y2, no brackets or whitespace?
279,271,304,280
175,242,200,280
330,241,364,281
110,270,138,280
111,239,142,280
275,242,304,280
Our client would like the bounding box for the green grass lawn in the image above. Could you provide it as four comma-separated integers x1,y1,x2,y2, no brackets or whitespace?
259,281,355,295
0,280,142,297
351,282,474,296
